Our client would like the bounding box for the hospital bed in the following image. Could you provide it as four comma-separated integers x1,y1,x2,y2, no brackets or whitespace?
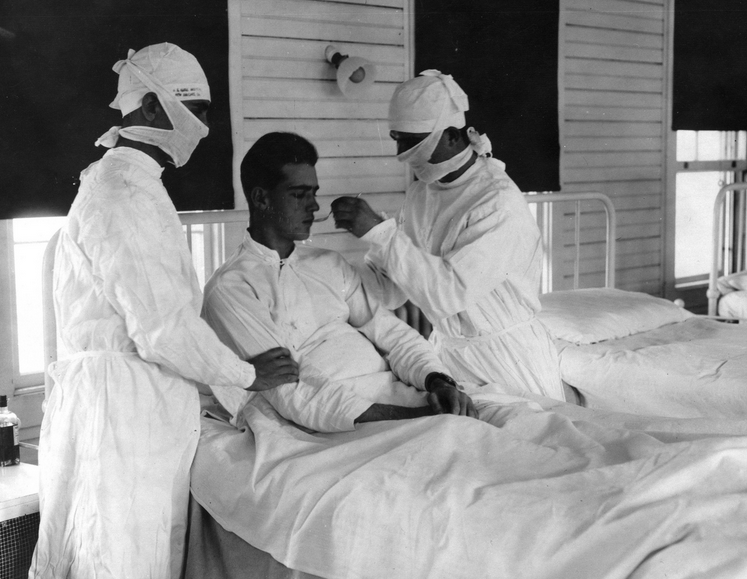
40,196,747,579
524,192,747,419
707,182,747,319
178,194,747,576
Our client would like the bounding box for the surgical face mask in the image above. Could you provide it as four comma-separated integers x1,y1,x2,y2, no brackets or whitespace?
396,128,473,184
118,97,208,168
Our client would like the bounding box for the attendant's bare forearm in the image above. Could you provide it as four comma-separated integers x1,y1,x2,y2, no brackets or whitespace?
354,403,433,424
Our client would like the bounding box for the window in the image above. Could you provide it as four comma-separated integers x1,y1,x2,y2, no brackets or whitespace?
674,130,747,287
2,215,230,396
12,217,66,377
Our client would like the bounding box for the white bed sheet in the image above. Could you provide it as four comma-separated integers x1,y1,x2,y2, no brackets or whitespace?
554,317,747,418
718,290,747,319
716,272,747,319
191,394,747,579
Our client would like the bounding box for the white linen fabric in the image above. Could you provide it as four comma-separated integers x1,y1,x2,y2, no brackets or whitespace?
539,288,694,344
110,43,210,116
397,126,475,184
718,290,747,318
717,271,747,318
191,393,747,579
361,156,564,400
388,70,468,134
553,316,747,418
185,495,323,579
29,147,255,579
202,232,451,432
717,270,747,294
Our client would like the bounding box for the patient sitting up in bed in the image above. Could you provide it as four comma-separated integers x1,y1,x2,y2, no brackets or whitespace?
196,133,747,577
202,132,478,432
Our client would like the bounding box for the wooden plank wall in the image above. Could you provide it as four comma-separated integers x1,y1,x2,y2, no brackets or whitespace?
232,0,410,264
558,0,668,293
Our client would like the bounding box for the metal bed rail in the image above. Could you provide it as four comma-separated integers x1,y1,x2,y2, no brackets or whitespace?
43,195,617,391
178,194,620,293
708,183,747,316
525,192,617,290
179,210,250,285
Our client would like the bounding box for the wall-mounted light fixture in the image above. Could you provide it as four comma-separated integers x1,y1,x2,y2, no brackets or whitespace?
325,44,376,98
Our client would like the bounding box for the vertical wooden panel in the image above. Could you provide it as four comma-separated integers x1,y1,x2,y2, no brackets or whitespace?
558,0,667,293
228,0,409,264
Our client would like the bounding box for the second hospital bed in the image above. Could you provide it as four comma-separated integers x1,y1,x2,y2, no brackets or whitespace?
528,192,747,420
538,286,747,418
385,191,747,420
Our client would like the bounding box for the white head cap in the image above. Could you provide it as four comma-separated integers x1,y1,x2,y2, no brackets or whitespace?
109,43,210,117
388,70,469,133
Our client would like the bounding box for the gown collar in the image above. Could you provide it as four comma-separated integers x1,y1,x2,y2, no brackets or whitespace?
104,147,165,179
242,229,300,265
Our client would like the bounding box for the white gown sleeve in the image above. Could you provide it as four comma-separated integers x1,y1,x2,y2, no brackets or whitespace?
343,261,451,390
84,192,255,391
202,281,372,433
362,193,542,322
360,251,409,311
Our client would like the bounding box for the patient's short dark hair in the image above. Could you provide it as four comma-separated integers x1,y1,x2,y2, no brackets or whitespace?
241,132,318,207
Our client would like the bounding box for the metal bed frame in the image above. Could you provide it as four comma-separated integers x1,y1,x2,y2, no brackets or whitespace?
526,191,616,291
41,191,617,402
708,182,747,317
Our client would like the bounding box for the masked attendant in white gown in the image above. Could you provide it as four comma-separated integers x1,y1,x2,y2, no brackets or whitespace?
331,71,564,401
29,44,287,579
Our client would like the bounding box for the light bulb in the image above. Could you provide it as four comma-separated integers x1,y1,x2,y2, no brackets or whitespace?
349,67,366,84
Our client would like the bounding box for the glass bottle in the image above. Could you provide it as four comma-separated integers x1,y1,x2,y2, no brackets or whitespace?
0,395,21,466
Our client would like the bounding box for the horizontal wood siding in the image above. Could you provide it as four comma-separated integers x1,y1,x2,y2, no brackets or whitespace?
234,0,408,264
558,0,666,294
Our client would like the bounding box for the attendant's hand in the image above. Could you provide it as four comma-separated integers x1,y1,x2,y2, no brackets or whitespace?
247,347,299,391
330,196,384,238
427,378,479,418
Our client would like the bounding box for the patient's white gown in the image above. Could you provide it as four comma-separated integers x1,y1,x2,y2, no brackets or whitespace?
360,156,564,401
201,232,452,432
29,147,254,579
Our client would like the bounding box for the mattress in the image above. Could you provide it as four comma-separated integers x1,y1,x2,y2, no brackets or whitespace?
191,396,747,579
718,290,747,319
555,317,747,418
717,272,747,319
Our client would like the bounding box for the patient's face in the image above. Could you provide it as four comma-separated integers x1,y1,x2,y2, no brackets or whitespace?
265,163,320,241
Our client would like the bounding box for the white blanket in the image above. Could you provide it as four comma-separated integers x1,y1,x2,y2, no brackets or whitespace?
716,272,747,318
554,317,747,418
718,290,747,319
191,394,747,579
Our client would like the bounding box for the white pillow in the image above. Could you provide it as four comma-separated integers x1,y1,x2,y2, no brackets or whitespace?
718,290,747,319
538,288,693,344
717,271,747,294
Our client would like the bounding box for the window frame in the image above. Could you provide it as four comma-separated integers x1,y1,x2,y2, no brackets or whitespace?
0,220,45,442
0,220,17,400
672,154,747,289
2,220,48,396
665,123,747,306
